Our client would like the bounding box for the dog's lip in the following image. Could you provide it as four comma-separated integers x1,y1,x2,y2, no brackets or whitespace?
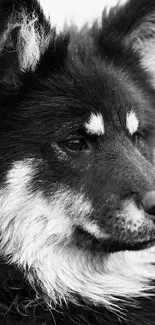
105,239,155,253
74,226,155,253
126,239,155,251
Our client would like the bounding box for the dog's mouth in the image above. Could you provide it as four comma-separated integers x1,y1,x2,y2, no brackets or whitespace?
90,237,155,254
73,226,155,253
102,239,155,253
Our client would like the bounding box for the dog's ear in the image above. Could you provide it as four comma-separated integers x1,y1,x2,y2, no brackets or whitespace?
0,0,52,88
0,0,68,89
99,0,155,86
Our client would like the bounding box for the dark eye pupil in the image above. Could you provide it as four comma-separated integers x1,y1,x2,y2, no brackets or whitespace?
65,139,86,152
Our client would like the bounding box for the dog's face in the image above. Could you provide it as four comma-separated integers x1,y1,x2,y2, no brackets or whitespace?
1,0,155,310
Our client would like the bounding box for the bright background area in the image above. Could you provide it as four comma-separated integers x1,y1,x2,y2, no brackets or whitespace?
39,0,128,30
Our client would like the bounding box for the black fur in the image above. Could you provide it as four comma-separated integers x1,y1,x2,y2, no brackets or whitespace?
1,0,155,324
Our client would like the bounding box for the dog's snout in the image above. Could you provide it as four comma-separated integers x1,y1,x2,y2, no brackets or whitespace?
141,191,155,218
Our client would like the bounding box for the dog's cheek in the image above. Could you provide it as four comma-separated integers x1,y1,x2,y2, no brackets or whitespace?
0,159,69,262
0,158,94,265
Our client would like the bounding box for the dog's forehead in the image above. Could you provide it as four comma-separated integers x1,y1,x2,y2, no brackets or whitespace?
80,72,141,136
85,113,105,136
32,64,141,138
60,64,140,136
83,110,139,137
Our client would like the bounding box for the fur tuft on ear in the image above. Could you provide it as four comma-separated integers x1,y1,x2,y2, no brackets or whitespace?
0,0,52,87
0,10,51,72
15,11,51,72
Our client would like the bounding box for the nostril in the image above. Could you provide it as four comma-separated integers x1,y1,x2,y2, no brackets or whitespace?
141,191,155,217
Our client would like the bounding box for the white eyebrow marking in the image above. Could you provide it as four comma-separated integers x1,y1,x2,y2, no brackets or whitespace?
126,111,139,135
85,113,105,136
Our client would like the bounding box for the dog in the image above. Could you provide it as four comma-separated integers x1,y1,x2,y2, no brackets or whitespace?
1,0,155,324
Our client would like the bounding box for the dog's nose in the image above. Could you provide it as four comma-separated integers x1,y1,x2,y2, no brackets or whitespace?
141,191,155,217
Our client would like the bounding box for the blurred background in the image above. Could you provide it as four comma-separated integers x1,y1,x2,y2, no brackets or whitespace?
38,0,128,30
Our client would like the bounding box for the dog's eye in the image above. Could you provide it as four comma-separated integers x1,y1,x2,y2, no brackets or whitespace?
60,138,88,152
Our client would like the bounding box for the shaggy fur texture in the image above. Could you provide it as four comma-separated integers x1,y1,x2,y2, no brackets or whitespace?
1,0,155,324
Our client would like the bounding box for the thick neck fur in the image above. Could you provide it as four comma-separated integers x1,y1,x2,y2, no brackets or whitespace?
0,261,155,325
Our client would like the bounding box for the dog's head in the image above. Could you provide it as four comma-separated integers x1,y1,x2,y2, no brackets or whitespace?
1,0,155,310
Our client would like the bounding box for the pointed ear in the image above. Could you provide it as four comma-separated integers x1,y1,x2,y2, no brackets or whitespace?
101,0,155,86
125,0,155,86
0,0,52,88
